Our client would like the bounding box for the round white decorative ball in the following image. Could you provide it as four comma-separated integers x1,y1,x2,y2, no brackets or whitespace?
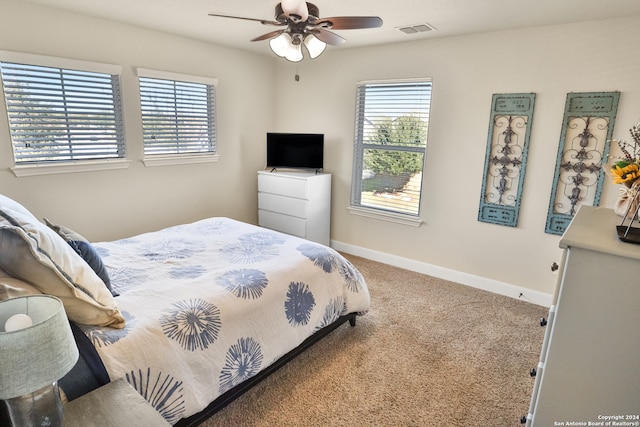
4,313,33,332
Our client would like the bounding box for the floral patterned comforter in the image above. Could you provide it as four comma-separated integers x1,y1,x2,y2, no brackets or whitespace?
79,217,370,424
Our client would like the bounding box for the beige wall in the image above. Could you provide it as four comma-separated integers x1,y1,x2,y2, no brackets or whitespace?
1,0,639,297
272,17,640,296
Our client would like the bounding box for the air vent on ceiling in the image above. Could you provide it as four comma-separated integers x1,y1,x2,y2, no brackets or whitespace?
397,23,435,35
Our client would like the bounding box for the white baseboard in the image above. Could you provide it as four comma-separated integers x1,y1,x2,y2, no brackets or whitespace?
331,240,553,308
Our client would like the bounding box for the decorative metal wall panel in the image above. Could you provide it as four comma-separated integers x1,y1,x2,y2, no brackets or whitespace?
545,91,620,235
478,93,536,227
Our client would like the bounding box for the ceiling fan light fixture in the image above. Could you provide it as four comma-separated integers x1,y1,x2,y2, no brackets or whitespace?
303,34,326,59
280,0,309,22
269,33,293,57
284,41,303,62
269,32,306,62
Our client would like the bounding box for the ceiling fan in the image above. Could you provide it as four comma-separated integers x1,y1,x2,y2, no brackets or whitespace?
209,0,383,62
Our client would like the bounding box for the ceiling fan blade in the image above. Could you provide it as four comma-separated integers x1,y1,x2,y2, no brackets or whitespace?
251,30,285,42
315,16,383,30
208,13,283,26
311,28,345,46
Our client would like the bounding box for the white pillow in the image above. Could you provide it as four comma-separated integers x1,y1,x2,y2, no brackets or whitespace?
0,194,124,328
0,266,42,300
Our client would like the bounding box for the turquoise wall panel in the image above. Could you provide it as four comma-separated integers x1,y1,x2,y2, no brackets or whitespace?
478,93,536,227
545,91,620,235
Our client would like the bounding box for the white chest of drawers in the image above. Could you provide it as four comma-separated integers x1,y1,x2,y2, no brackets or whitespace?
257,170,331,246
525,206,640,426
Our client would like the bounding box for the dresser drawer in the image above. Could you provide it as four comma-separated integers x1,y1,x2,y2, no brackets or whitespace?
258,174,307,199
258,192,307,218
259,210,306,238
257,171,330,246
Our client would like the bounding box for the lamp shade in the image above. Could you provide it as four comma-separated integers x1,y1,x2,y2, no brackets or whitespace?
284,42,303,62
303,34,326,59
0,295,79,399
269,33,292,58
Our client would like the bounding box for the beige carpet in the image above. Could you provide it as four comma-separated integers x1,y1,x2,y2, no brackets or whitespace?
199,255,547,427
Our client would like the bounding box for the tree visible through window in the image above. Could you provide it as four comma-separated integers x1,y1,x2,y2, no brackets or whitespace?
138,72,216,157
352,80,432,216
0,61,124,164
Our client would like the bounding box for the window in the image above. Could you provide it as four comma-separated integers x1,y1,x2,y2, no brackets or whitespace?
137,68,217,161
0,54,125,170
351,79,432,222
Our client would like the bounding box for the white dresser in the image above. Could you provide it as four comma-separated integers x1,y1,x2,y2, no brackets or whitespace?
525,206,640,426
257,170,331,246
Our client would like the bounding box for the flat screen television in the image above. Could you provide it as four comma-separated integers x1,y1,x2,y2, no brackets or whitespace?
266,132,324,171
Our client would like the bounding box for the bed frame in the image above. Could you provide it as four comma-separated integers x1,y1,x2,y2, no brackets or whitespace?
174,312,357,426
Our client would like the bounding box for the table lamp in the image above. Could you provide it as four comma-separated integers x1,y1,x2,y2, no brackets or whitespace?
0,295,79,426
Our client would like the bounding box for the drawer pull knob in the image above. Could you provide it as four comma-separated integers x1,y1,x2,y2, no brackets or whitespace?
551,262,559,272
540,317,548,327
530,368,537,377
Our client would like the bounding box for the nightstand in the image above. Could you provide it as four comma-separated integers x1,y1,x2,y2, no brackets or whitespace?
64,378,170,426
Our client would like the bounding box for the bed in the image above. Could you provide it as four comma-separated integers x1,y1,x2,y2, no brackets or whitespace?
0,194,370,425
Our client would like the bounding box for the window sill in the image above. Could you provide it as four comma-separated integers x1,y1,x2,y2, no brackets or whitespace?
142,154,220,167
11,159,131,177
347,206,424,227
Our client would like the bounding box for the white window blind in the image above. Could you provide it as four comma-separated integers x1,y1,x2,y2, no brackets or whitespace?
0,61,125,164
352,79,432,217
138,71,216,156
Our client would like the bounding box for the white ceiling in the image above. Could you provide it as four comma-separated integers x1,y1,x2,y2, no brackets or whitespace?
23,0,640,56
